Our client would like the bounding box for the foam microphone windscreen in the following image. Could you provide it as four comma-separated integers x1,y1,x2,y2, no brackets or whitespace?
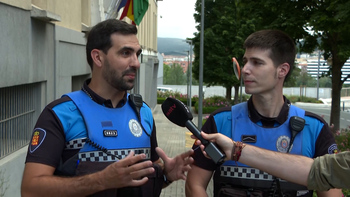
161,97,193,127
161,97,226,164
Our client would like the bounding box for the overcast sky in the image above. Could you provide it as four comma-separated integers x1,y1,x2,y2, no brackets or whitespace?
157,0,198,39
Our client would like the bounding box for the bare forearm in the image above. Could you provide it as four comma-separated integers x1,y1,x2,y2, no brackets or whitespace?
185,185,209,197
197,133,314,188
186,190,208,197
317,189,343,197
239,145,313,186
185,165,211,197
22,172,105,197
22,153,154,196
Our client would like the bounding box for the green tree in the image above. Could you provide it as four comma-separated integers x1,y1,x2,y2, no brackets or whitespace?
319,77,332,88
163,64,171,85
284,66,301,87
240,0,350,131
295,71,317,87
192,0,255,102
192,0,350,130
163,63,187,85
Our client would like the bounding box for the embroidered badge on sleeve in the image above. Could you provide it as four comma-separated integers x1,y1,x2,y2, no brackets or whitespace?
29,128,47,153
328,143,338,154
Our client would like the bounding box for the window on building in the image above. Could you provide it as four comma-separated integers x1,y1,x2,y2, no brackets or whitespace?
0,83,41,159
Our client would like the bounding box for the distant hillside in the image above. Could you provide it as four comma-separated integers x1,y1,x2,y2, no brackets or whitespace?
157,37,193,56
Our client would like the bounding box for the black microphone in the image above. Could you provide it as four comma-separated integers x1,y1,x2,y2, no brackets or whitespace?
161,97,225,164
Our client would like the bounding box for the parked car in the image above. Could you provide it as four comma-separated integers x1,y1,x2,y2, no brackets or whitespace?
157,87,173,92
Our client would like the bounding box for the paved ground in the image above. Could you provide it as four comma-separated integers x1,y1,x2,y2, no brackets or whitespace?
153,104,213,197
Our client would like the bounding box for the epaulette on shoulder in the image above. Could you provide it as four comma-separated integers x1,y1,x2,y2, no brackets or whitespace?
143,101,150,108
46,96,72,109
305,111,328,125
210,106,232,116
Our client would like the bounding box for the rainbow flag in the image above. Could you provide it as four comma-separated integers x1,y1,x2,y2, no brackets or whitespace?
119,0,149,26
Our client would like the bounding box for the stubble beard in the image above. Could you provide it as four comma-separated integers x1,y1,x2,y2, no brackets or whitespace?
103,60,135,91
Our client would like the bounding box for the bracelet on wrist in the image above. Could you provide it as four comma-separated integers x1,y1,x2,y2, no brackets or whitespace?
231,141,246,164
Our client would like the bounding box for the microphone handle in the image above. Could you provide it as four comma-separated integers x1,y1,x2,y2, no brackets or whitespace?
184,120,226,164
185,121,209,146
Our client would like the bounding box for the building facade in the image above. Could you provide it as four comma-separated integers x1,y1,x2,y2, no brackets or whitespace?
0,0,160,196
298,53,350,85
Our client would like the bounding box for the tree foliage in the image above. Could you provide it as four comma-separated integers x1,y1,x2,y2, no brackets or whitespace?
192,0,350,130
163,63,187,85
192,0,255,102
284,66,301,87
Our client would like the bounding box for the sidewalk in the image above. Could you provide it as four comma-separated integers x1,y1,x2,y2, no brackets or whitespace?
153,104,213,197
295,96,350,109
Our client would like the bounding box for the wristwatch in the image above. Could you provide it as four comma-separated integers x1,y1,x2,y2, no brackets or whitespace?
163,174,173,185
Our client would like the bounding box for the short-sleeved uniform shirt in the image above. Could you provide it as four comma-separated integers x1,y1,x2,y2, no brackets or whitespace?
192,96,337,171
25,79,159,169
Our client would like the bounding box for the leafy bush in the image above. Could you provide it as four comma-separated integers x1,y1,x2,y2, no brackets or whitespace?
157,90,183,99
335,129,350,152
157,92,325,115
285,95,323,103
232,94,251,104
334,128,350,196
157,90,196,106
194,96,231,114
286,95,299,103
203,96,231,107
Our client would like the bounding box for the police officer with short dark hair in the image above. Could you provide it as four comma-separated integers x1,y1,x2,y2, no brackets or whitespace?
185,30,342,197
21,19,194,197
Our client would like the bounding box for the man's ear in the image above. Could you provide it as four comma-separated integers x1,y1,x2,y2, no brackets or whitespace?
278,63,290,78
91,49,104,68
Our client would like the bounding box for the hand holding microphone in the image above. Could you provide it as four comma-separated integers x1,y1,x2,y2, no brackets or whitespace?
161,97,225,164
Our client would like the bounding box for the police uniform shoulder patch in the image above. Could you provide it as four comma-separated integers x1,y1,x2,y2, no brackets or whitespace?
29,128,47,153
328,143,338,154
129,119,142,137
276,135,291,153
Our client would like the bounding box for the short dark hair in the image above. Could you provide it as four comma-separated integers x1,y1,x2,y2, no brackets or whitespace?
243,30,296,81
85,19,138,69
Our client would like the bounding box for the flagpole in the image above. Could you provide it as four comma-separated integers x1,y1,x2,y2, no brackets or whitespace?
198,0,204,129
106,0,123,19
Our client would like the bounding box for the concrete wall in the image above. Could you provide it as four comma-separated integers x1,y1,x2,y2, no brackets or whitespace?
0,4,32,88
54,25,90,98
0,0,31,10
0,1,160,196
157,53,164,85
0,3,89,196
32,0,83,31
139,52,159,109
0,147,27,197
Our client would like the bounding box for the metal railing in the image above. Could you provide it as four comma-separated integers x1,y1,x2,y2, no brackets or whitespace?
0,84,39,159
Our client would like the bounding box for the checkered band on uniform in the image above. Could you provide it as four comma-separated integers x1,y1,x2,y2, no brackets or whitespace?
78,148,151,162
65,138,87,149
220,166,285,182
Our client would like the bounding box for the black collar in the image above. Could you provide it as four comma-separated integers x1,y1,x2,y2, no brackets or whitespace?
81,79,127,108
248,96,290,127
